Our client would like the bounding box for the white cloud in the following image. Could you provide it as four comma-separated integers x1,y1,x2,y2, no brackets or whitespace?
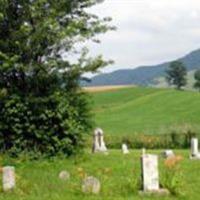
86,0,200,73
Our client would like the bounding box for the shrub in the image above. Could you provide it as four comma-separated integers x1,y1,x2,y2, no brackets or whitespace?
0,91,92,157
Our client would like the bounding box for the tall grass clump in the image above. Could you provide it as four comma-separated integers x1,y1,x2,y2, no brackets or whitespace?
91,124,200,149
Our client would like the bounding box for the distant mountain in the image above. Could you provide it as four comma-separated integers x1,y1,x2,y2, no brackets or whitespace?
83,49,200,86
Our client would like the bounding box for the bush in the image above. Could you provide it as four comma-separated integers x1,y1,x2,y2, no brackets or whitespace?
0,91,92,158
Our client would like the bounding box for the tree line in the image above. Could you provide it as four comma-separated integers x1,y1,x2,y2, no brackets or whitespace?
166,61,200,91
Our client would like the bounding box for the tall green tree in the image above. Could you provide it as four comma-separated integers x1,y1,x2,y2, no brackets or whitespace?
193,69,200,92
166,61,187,90
0,0,114,157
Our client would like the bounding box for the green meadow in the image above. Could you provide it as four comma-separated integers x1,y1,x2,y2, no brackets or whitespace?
91,87,200,136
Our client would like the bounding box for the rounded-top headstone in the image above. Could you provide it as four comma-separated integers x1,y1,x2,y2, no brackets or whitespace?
162,150,175,158
94,128,103,136
82,176,101,194
58,170,70,181
122,143,129,154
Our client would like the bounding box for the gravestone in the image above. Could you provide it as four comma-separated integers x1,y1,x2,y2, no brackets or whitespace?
122,143,129,154
82,176,101,194
99,130,107,152
2,166,15,192
190,138,200,159
140,154,169,195
58,170,70,181
142,154,159,191
92,128,107,153
162,150,175,159
93,129,100,152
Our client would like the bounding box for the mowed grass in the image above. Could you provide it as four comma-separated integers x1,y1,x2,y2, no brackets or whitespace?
1,150,200,200
91,87,200,136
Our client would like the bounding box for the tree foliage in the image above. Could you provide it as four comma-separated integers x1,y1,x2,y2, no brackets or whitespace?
0,0,113,157
193,69,200,92
166,61,187,90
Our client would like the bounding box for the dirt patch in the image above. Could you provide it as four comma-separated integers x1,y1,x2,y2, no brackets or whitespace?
83,85,134,93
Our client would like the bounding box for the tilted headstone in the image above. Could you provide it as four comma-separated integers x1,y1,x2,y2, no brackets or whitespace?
2,166,15,192
92,128,107,153
82,176,101,194
190,138,200,159
122,143,129,154
140,154,169,194
162,150,175,159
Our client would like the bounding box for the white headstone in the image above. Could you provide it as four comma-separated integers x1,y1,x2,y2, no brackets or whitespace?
190,138,200,159
141,154,159,191
92,128,107,153
191,138,199,156
82,176,101,194
99,131,107,152
122,143,129,154
93,130,100,152
2,166,15,192
162,150,175,158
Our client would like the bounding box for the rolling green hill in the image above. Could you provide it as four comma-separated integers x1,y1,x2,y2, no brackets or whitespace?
91,87,200,136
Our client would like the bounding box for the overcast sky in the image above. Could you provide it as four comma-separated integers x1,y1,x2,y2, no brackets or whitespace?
87,0,200,73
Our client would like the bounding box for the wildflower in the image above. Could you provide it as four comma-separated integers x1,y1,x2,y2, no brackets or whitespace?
77,167,87,179
164,155,183,169
103,168,112,175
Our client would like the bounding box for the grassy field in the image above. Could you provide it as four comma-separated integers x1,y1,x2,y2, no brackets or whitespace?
1,87,200,200
1,149,200,200
91,87,200,136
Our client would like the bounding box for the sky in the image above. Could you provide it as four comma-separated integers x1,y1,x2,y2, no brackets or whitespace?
86,0,200,73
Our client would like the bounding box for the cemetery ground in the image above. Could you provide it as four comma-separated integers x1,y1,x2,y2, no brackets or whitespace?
1,149,200,200
1,86,200,199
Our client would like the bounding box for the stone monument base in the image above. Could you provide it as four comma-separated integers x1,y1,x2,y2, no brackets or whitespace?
190,155,200,160
139,188,170,196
